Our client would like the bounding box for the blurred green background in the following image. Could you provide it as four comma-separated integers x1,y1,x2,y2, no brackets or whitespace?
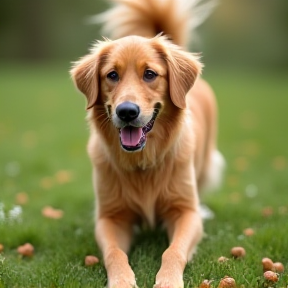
0,0,288,217
0,1,288,287
1,0,288,69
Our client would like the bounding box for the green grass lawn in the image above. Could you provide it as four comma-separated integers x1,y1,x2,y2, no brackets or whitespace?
0,62,287,288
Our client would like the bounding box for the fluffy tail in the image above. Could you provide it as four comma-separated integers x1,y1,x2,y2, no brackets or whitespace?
88,0,217,48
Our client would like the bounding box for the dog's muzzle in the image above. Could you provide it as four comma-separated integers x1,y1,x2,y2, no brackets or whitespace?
116,102,160,152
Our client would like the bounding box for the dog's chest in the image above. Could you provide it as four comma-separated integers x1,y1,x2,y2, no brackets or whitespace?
122,170,170,228
136,192,158,228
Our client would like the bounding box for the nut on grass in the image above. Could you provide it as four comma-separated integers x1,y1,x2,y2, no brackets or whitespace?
85,255,99,266
263,271,278,282
0,244,4,252
17,243,34,257
273,262,284,273
218,256,229,263
230,246,246,258
262,258,285,273
218,276,236,288
199,279,213,288
15,192,29,205
42,206,64,219
243,228,255,236
262,207,273,217
262,257,274,271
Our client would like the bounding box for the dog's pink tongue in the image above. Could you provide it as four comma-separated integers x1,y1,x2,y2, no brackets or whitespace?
120,126,142,146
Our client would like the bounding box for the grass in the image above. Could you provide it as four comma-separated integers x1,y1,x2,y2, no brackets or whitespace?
0,62,287,288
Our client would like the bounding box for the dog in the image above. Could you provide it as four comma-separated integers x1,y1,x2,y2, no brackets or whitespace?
70,0,224,287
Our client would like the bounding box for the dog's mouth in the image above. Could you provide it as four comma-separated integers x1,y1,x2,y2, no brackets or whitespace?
119,108,159,152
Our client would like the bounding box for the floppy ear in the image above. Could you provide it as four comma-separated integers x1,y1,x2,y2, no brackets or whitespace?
153,39,203,109
70,52,100,110
167,47,203,109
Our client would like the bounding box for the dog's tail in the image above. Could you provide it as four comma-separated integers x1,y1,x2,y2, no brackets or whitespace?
88,0,217,48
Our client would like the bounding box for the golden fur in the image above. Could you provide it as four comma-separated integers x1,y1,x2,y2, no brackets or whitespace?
70,0,223,287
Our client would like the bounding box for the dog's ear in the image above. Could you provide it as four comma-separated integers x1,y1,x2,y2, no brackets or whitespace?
71,40,111,110
70,53,100,109
167,48,202,109
153,39,203,109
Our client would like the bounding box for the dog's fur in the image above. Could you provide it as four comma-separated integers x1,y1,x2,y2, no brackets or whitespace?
70,0,224,287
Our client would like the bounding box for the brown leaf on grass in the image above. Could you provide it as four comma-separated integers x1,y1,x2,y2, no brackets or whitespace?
0,243,4,252
271,156,287,171
239,140,260,156
218,256,229,263
40,177,54,190
229,192,241,204
262,207,273,217
39,170,74,190
42,206,64,219
199,279,213,288
55,170,74,184
243,228,255,236
226,175,239,187
15,192,29,205
233,156,249,172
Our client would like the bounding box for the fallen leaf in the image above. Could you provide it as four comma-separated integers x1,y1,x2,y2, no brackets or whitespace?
55,170,74,184
42,206,64,219
15,192,29,205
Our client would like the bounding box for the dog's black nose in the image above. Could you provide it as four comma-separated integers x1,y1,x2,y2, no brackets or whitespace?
116,101,140,122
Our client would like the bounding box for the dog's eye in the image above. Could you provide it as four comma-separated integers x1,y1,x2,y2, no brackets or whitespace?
143,69,158,82
107,71,119,82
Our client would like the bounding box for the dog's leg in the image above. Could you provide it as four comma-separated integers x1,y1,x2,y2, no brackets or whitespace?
96,216,137,288
154,209,203,288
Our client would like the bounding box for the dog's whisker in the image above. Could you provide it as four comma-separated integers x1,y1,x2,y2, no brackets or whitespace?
92,110,111,130
98,116,111,130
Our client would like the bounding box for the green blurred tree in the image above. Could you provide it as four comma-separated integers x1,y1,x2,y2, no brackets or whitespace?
0,0,287,68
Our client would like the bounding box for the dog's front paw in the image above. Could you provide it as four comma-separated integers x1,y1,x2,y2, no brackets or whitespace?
105,249,138,288
107,267,138,288
108,278,138,288
153,271,184,288
153,280,183,288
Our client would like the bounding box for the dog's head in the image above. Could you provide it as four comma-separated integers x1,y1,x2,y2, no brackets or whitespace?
70,36,202,152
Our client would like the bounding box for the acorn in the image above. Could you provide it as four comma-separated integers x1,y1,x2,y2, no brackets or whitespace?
273,262,284,273
42,206,64,219
230,246,246,258
85,255,99,266
263,271,278,282
0,243,4,252
243,228,254,236
218,276,236,288
262,207,273,217
262,257,274,271
17,243,34,257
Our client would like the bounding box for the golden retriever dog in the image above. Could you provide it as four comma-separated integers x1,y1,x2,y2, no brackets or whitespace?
70,0,224,287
